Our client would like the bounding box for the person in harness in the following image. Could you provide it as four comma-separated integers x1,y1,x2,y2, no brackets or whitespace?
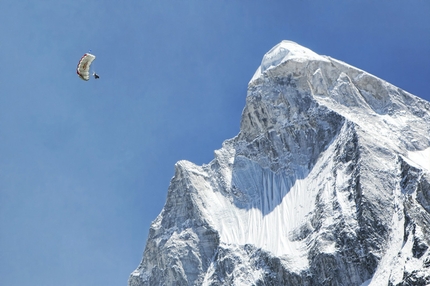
93,72,100,79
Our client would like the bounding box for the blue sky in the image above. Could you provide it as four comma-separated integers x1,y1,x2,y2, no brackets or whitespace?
0,1,429,285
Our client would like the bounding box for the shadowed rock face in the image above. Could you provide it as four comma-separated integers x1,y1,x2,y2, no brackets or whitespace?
129,41,430,286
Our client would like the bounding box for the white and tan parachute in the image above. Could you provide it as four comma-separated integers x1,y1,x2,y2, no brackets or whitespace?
76,53,96,81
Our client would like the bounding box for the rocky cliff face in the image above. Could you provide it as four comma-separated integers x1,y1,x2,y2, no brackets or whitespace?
129,41,430,286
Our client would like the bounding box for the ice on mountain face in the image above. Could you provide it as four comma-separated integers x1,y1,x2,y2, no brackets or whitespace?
129,41,430,286
408,148,430,172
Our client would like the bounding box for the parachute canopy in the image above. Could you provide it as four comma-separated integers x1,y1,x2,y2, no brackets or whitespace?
77,53,96,81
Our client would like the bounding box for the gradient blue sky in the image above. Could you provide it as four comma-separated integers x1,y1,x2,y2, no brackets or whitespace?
1,1,429,285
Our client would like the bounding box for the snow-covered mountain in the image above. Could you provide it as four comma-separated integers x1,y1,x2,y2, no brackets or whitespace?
129,41,430,286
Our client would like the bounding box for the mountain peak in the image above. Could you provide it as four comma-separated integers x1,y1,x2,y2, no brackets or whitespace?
246,41,430,167
262,40,327,68
251,40,329,83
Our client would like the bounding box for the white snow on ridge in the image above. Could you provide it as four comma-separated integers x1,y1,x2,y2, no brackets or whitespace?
261,40,326,71
251,40,329,83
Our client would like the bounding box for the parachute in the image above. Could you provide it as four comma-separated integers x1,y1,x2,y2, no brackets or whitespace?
77,53,96,81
